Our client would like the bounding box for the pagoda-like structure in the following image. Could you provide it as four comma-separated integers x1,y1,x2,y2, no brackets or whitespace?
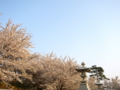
76,62,91,90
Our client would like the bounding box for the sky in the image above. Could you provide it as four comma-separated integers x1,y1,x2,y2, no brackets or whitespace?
0,0,120,79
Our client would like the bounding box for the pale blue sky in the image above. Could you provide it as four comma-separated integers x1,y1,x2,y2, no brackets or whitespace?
0,0,120,78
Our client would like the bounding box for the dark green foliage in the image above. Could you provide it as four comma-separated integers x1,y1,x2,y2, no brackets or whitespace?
89,65,109,81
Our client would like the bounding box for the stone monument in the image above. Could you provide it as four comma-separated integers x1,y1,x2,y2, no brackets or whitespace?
95,80,103,90
76,62,91,90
